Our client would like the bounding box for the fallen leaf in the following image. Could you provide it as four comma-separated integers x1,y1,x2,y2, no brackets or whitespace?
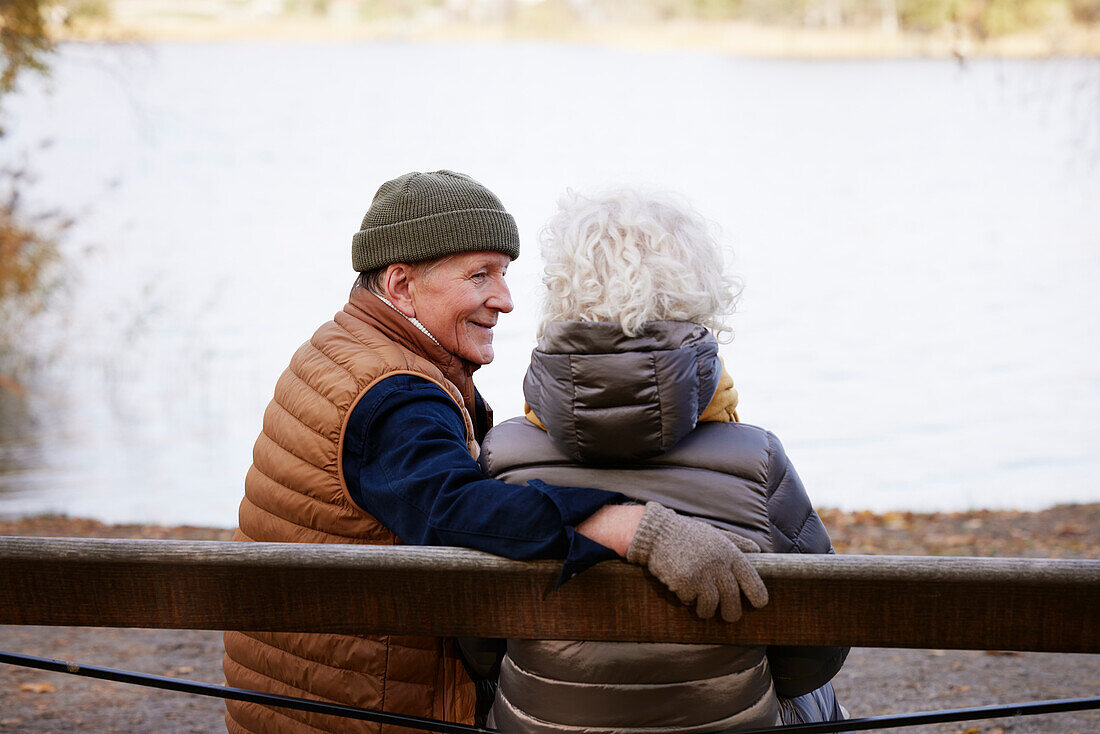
1057,523,1086,535
163,665,196,677
0,374,26,398
883,511,910,529
19,682,56,694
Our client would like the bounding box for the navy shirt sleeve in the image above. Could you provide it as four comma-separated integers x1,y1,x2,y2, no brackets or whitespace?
342,374,623,581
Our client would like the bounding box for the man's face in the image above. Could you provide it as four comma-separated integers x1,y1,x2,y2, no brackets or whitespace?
409,251,514,365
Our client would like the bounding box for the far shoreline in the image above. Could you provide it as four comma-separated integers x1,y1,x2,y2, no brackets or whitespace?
52,18,1100,60
2,503,1097,558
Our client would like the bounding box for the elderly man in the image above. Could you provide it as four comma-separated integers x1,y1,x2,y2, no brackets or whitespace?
222,171,767,734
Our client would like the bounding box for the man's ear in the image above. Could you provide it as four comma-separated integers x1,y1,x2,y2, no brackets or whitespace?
382,264,417,318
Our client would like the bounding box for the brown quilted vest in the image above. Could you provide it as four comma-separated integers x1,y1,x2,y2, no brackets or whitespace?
223,288,478,734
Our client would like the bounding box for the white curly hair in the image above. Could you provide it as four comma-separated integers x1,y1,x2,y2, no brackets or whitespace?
537,188,742,341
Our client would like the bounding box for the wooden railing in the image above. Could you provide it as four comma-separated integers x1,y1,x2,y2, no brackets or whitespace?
0,536,1097,653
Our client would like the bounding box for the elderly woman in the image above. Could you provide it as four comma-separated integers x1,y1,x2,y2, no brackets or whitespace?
222,171,767,734
480,189,848,733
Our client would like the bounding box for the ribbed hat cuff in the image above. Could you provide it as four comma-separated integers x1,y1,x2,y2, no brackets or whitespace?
352,208,520,272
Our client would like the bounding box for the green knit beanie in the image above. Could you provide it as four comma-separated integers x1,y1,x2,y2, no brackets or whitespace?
352,170,521,272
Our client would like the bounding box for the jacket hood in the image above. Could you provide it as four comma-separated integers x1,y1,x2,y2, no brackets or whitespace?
523,321,721,464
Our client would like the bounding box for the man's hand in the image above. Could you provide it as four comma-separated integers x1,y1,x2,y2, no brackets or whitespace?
625,502,769,622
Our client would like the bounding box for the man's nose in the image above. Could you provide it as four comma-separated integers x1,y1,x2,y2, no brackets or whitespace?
489,277,514,313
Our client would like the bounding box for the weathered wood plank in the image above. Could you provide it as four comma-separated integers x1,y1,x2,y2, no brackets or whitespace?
1,536,1097,652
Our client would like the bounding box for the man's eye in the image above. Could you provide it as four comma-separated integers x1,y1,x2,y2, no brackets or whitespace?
471,272,487,281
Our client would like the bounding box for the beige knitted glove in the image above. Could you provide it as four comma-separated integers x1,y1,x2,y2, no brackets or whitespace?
626,502,769,622
718,529,763,554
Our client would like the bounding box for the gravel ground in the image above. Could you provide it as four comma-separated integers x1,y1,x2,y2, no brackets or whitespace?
1,507,1097,733
2,629,1096,733
0,627,227,733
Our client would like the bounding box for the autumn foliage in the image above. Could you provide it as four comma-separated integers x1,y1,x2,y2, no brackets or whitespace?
0,171,68,357
0,0,63,386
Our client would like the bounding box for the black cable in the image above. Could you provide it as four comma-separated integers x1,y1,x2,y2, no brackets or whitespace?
727,693,1100,733
3,649,1099,734
0,650,495,734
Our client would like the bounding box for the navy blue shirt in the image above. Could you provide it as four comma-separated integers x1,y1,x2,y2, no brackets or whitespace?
342,374,623,582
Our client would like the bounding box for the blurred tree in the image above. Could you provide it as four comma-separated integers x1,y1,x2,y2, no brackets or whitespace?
1,0,54,131
1071,0,1100,21
0,170,69,360
691,0,744,20
898,0,958,31
979,0,1069,36
0,0,63,392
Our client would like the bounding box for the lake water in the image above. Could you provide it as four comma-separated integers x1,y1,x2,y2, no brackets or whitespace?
1,42,1098,525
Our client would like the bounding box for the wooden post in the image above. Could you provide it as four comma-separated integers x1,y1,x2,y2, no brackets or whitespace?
0,537,1097,653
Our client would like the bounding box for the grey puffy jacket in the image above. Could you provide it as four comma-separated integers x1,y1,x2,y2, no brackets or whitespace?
479,321,846,734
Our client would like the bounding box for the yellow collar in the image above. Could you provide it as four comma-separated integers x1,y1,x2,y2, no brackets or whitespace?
525,358,739,430
699,358,739,423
